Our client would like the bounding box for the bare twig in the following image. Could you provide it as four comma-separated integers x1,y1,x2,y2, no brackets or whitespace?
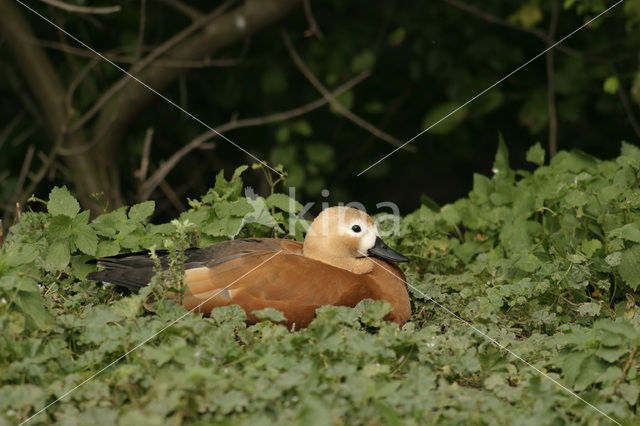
282,30,414,151
39,0,121,15
158,0,203,21
135,128,154,181
139,71,370,200
546,0,559,158
611,346,637,396
15,144,35,198
0,112,25,151
135,0,147,60
443,0,583,59
610,64,640,140
37,39,245,68
65,56,101,113
159,179,186,211
302,0,323,39
70,1,235,134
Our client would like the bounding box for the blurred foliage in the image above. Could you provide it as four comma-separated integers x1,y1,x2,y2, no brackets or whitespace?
1,139,640,424
1,0,640,220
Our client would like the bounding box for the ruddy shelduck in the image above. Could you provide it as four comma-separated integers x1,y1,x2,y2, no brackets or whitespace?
89,206,411,327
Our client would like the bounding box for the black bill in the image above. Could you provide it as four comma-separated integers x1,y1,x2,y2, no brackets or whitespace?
368,237,409,263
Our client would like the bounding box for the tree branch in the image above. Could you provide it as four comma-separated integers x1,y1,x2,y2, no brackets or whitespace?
443,0,583,59
546,0,559,158
139,70,369,200
282,30,415,151
39,0,121,15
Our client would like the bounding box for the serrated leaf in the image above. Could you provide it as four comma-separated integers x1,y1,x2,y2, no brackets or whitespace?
47,186,80,218
609,224,640,243
619,245,640,290
252,308,287,322
422,102,468,134
577,302,601,317
581,239,602,258
128,201,155,222
214,199,253,218
266,193,303,213
526,142,545,166
45,241,70,270
605,251,622,267
74,224,98,256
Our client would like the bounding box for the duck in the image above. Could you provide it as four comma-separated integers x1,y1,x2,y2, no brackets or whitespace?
88,206,411,328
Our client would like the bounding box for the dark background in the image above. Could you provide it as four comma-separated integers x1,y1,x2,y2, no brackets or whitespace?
1,0,639,222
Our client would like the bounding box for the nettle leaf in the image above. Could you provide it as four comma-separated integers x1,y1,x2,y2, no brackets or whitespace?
214,199,252,219
47,186,80,218
619,245,640,290
526,142,546,166
128,201,155,222
617,383,640,405
252,308,287,322
45,241,70,270
581,239,602,258
609,224,640,243
74,224,98,256
266,193,303,213
577,302,601,317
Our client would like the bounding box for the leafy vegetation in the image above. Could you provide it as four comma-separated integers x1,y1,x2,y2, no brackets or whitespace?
1,141,640,425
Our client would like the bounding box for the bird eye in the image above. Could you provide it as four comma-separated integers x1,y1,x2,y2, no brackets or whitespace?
351,225,361,233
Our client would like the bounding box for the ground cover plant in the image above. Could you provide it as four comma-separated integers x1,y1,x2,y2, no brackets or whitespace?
1,141,640,425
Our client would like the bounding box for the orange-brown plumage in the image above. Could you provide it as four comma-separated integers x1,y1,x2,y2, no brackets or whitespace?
89,207,411,328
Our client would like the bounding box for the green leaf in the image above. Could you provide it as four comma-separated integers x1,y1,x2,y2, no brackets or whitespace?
526,142,545,166
603,76,619,94
14,289,52,329
609,224,640,243
214,199,253,218
577,302,601,317
128,201,155,222
581,239,602,258
421,102,468,134
619,245,640,290
47,186,80,218
492,134,510,176
266,193,303,213
617,383,639,405
509,3,543,28
74,224,98,256
330,91,354,113
350,50,375,73
45,241,70,270
387,27,406,46
252,307,286,322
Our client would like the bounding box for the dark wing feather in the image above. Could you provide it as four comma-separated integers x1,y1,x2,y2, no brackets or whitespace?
87,238,297,290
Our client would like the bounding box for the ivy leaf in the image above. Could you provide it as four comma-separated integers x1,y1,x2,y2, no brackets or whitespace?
47,186,80,218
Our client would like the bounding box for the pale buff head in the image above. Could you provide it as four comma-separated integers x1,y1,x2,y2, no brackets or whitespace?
302,206,388,274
